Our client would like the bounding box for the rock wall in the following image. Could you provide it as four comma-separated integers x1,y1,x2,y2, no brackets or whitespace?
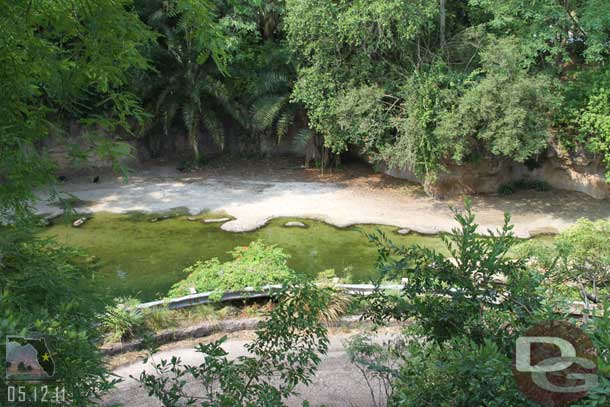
384,143,610,200
43,122,142,173
45,120,305,173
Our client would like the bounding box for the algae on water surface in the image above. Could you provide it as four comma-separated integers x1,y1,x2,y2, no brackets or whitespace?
41,212,446,301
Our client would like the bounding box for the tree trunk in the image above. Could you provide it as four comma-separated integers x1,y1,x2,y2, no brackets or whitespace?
439,0,446,50
189,127,200,162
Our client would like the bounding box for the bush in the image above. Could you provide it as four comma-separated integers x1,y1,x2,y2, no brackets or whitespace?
436,38,557,165
556,66,610,180
137,282,331,407
391,337,536,407
101,297,145,342
498,179,550,195
168,240,297,300
577,303,610,407
0,231,118,405
519,218,610,306
363,199,542,345
345,333,404,407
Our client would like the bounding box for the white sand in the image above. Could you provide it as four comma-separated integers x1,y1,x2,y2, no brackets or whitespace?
35,171,610,238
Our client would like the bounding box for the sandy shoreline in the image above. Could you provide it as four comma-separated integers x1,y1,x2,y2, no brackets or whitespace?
34,167,610,238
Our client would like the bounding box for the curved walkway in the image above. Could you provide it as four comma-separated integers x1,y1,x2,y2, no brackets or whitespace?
101,330,396,407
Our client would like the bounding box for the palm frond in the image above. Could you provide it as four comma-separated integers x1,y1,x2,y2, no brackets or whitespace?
293,128,314,151
201,109,224,149
251,95,288,131
275,111,294,144
249,71,290,98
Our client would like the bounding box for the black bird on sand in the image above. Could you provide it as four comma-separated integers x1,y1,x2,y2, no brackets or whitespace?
93,176,100,184
58,175,67,182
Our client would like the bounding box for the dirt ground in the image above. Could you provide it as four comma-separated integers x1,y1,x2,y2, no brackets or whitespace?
37,157,610,238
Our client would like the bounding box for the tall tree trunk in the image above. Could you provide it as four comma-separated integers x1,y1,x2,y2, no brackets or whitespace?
189,126,200,162
439,0,446,50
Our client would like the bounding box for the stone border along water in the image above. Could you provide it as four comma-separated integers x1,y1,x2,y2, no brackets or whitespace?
101,315,367,356
103,281,597,357
135,283,405,310
136,283,597,316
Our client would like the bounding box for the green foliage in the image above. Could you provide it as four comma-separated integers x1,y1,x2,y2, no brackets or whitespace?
521,218,610,304
0,2,156,403
284,0,610,182
249,68,300,145
575,303,610,407
471,0,610,64
285,1,568,180
579,87,610,180
137,282,331,407
363,200,542,345
0,0,154,217
555,66,610,179
345,333,403,407
498,179,551,195
286,0,440,161
383,68,466,178
168,240,296,299
391,337,536,407
437,38,558,163
135,0,234,161
0,229,117,405
101,297,145,342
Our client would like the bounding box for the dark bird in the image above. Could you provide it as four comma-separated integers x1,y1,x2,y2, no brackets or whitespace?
93,176,100,184
58,175,67,182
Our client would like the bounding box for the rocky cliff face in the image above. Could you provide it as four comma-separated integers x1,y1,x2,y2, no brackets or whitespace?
384,143,610,200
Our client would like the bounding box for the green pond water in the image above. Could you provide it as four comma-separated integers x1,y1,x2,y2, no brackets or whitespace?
41,212,448,301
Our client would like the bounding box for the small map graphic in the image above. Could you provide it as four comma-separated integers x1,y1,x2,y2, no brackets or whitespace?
5,335,55,382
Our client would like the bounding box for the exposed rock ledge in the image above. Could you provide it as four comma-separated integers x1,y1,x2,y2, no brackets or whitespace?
384,144,609,200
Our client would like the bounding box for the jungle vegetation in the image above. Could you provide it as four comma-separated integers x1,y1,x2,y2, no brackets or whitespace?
0,1,609,405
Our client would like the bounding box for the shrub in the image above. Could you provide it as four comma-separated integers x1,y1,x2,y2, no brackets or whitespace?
576,303,610,407
363,199,542,345
168,240,297,300
0,232,119,405
391,336,537,407
556,66,610,180
137,282,331,407
498,179,550,195
519,218,610,307
345,333,404,407
101,297,145,342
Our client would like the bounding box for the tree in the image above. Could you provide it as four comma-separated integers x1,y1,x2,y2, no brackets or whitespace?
0,1,154,404
135,0,233,162
0,231,119,405
249,48,301,148
0,0,153,217
285,0,610,184
520,218,610,313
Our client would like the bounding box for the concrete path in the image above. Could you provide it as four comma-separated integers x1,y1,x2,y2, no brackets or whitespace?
101,331,395,407
35,167,610,238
